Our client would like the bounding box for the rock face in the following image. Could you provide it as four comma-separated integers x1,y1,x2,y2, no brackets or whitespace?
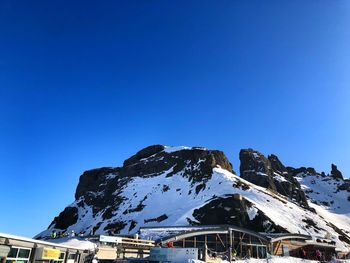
239,149,309,208
36,145,350,251
191,195,285,233
41,146,234,236
239,149,277,191
50,207,78,230
331,164,344,180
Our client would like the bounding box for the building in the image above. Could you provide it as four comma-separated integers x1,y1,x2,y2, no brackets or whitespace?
0,233,93,263
139,225,337,261
91,235,154,261
267,233,337,260
1,226,339,263
140,225,269,261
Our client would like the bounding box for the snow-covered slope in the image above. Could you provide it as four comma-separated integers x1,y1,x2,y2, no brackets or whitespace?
296,172,350,241
36,145,350,252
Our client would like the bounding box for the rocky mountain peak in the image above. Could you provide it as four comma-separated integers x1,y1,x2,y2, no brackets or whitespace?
268,154,287,174
118,145,233,182
75,167,120,199
240,149,308,207
50,145,234,235
239,149,277,191
37,145,350,252
123,145,165,167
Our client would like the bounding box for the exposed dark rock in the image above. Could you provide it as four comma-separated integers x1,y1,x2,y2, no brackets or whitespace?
192,195,286,233
233,181,250,191
48,145,234,234
102,206,115,220
240,149,308,207
50,207,78,230
162,185,170,192
327,222,350,245
269,154,288,174
239,149,277,191
338,182,350,192
302,218,323,232
75,167,120,199
144,214,168,223
268,155,308,207
331,164,343,180
129,220,137,232
119,147,233,183
195,183,206,194
286,167,317,176
104,221,127,234
42,144,348,248
123,197,147,215
123,145,165,167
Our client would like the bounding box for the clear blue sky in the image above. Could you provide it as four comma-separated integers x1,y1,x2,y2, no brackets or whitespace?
0,1,349,238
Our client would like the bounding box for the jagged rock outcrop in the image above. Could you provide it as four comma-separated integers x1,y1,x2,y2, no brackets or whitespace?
331,164,344,180
118,146,233,183
75,167,120,199
43,146,234,236
239,149,277,191
123,145,165,167
240,149,309,207
286,166,318,177
269,155,309,208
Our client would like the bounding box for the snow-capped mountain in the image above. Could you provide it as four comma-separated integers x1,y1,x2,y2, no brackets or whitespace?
36,145,350,252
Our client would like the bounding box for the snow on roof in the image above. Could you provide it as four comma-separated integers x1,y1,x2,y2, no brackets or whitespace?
262,233,312,243
47,237,97,250
0,232,95,251
139,225,271,243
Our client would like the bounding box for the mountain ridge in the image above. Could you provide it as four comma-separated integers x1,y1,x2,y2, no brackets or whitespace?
36,145,350,252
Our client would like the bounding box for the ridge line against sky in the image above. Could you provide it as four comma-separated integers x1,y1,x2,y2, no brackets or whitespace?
0,0,349,237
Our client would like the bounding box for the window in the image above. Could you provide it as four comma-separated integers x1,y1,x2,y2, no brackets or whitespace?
257,246,267,258
196,235,205,242
18,249,30,259
51,252,66,263
185,239,194,248
194,235,205,247
6,247,31,263
252,246,258,258
8,248,18,258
